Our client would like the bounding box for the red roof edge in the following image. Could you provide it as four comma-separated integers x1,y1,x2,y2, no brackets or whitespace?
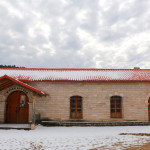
0,75,47,96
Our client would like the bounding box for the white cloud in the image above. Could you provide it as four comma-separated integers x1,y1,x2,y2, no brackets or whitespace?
0,0,150,68
0,1,23,19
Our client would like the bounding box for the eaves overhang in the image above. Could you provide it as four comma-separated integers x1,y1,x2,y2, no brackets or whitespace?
0,75,47,96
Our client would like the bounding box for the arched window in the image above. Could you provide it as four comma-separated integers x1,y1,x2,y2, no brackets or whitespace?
110,96,122,118
70,96,82,119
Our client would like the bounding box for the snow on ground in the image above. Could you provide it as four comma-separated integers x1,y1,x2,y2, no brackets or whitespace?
0,125,150,150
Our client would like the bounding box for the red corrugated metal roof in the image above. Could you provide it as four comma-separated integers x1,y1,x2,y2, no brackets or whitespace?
0,68,150,82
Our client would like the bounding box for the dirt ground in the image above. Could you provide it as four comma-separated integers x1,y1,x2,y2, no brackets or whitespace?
121,133,150,150
90,132,150,150
107,133,150,150
126,142,150,150
90,142,150,150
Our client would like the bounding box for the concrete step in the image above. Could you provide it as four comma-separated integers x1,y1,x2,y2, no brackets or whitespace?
0,124,31,130
41,121,150,126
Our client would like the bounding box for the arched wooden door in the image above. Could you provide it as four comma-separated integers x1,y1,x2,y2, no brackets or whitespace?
148,98,150,121
6,91,29,123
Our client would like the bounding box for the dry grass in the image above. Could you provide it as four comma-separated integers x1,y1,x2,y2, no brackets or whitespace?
120,133,150,136
125,142,150,150
120,133,150,150
89,133,150,150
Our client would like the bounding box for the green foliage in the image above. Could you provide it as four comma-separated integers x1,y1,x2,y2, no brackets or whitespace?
0,65,25,68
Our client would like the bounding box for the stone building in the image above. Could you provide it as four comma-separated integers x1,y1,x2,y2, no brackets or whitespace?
0,67,150,124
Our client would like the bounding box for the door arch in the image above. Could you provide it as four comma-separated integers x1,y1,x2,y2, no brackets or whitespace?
6,91,29,123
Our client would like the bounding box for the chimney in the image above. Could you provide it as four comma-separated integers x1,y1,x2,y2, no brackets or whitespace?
134,67,140,69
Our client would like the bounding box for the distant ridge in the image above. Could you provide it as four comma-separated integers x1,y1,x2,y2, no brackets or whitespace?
0,65,25,68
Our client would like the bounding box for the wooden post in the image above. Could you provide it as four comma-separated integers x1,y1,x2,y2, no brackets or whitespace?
31,94,36,130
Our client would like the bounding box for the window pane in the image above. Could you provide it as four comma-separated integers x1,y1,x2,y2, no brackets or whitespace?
111,104,115,108
71,109,76,113
77,109,81,113
116,104,121,108
111,100,115,103
111,109,115,113
116,109,121,112
71,105,75,108
77,100,81,104
77,103,81,107
72,100,75,104
116,100,121,103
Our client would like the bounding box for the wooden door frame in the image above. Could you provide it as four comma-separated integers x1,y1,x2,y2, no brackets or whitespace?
70,96,83,119
110,96,122,118
5,90,29,123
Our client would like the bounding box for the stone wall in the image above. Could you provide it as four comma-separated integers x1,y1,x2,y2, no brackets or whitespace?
0,82,150,123
30,82,150,122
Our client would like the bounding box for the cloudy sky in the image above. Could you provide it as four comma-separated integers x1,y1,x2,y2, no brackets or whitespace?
0,0,150,68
